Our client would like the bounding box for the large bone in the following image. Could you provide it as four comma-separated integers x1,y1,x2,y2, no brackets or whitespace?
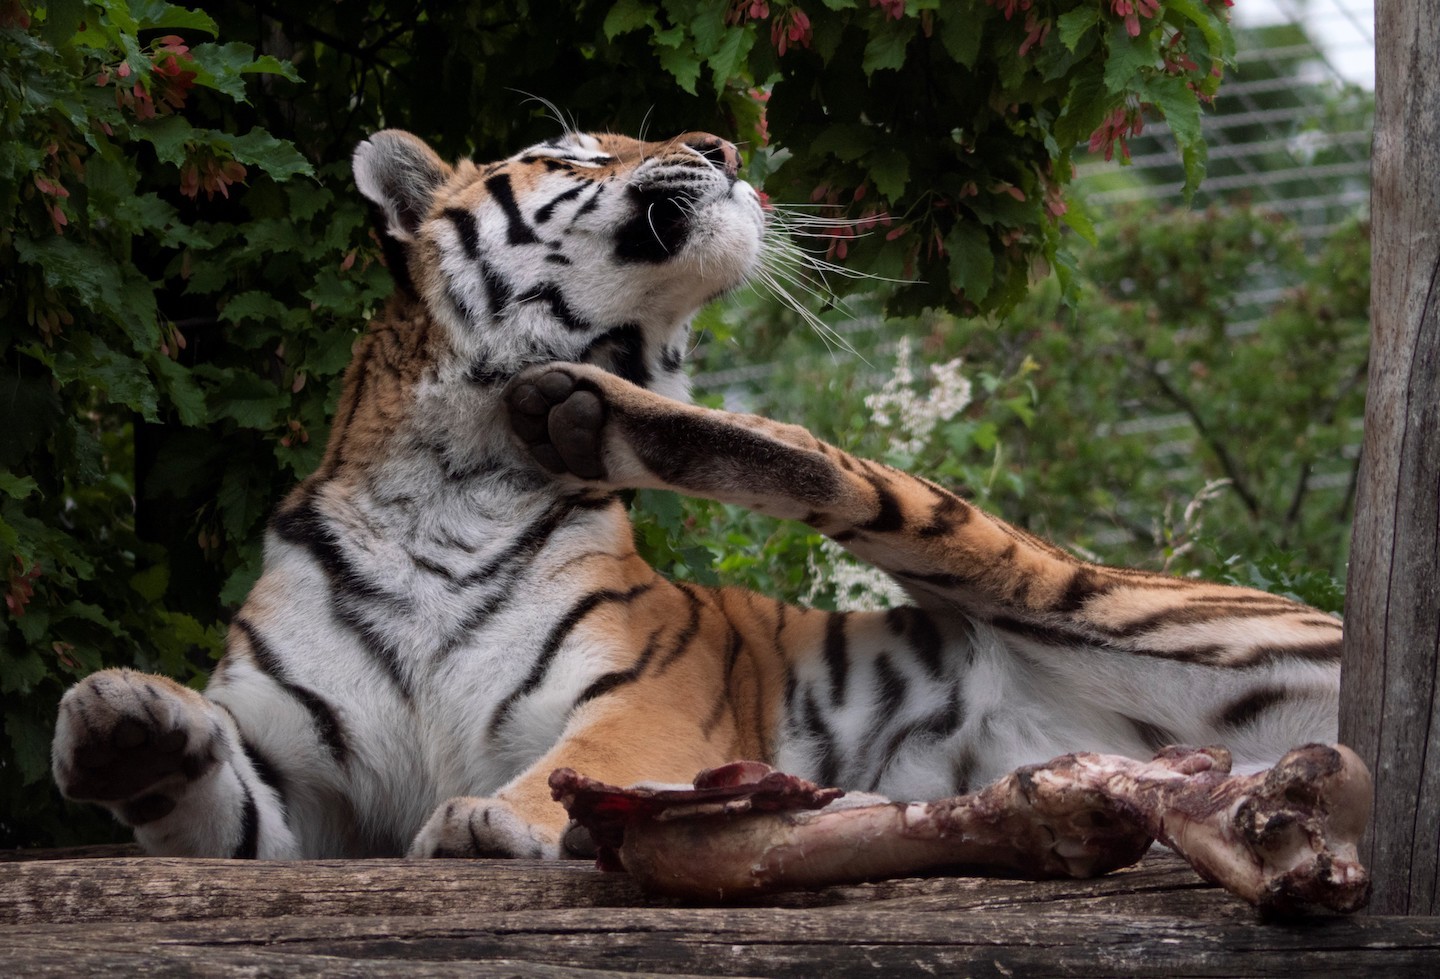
550,744,1372,913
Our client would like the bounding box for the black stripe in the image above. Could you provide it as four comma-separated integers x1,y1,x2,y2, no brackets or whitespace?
702,626,745,736
535,183,589,223
1128,716,1177,753
437,498,616,661
1056,567,1112,614
801,688,840,787
873,653,908,717
232,780,259,859
269,495,415,699
1109,602,1310,641
580,323,651,387
444,207,481,258
950,749,977,795
454,497,599,589
823,613,850,706
232,617,352,767
487,581,656,739
653,585,704,674
886,606,946,679
484,173,541,245
573,624,666,708
1219,687,1291,729
916,490,970,537
239,736,288,811
479,258,514,316
570,184,605,224
856,468,904,533
516,281,595,333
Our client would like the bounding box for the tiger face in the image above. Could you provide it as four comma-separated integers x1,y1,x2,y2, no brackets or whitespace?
353,129,766,402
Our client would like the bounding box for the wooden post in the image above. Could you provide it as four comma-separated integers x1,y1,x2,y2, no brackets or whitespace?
1338,0,1440,917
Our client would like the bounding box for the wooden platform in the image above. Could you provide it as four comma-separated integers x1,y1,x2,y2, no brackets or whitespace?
2,848,1438,976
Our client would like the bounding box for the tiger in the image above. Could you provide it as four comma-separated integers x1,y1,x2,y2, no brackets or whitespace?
51,128,1343,862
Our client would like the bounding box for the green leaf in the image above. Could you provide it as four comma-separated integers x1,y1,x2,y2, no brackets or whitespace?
205,373,288,429
1143,74,1202,148
707,23,754,93
4,709,52,784
242,54,301,81
225,129,313,182
1056,7,1099,52
945,221,994,303
138,114,197,167
933,11,979,67
131,0,219,33
657,43,702,95
811,123,875,161
604,0,657,39
863,19,912,75
868,147,909,201
220,291,288,327
149,354,209,426
0,472,38,500
13,236,124,310
1103,24,1155,93
129,564,170,602
40,0,86,46
1166,0,1235,62
189,41,261,101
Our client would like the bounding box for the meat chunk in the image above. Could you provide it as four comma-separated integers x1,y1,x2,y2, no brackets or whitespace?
550,744,1371,913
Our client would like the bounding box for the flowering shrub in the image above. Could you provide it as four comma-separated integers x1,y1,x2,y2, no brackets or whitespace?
605,0,1234,315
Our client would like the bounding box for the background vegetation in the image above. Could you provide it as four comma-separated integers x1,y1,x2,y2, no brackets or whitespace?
1,0,1364,847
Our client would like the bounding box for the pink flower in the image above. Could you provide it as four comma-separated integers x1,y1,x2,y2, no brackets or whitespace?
984,0,1031,21
1110,0,1159,37
1088,105,1146,163
870,0,905,20
771,7,812,56
1019,8,1050,56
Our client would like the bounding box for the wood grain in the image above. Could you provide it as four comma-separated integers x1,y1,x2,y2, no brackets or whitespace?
2,852,1437,976
1339,0,1440,917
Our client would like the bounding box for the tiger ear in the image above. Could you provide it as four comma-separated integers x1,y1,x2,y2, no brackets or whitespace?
353,130,453,242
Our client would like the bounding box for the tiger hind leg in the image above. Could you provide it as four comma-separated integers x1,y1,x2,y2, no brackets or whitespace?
52,668,298,858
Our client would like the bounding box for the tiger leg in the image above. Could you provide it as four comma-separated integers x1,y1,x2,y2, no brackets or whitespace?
410,668,744,859
504,363,1342,651
52,669,299,858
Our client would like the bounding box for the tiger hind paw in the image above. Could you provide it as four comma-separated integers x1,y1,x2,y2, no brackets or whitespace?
52,668,226,824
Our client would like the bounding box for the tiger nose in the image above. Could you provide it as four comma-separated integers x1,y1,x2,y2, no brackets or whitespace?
683,134,741,178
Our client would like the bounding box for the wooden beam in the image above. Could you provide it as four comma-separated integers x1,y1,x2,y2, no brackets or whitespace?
1339,0,1440,917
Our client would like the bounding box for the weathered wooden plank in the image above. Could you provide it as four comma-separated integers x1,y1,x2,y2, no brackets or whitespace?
0,857,644,924
0,852,1211,925
3,902,1437,977
1340,0,1440,919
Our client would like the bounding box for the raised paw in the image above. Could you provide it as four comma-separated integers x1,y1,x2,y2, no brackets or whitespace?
504,367,609,480
52,669,226,824
408,796,561,860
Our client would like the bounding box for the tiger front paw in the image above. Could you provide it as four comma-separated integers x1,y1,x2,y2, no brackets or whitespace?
504,366,610,481
52,669,227,825
408,796,561,859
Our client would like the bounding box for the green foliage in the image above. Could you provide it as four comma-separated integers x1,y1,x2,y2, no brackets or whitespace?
1,1,378,846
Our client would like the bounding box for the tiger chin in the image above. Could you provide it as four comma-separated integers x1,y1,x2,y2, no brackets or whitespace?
51,128,1342,861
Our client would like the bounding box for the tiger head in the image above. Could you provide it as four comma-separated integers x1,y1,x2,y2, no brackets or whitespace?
352,129,767,404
